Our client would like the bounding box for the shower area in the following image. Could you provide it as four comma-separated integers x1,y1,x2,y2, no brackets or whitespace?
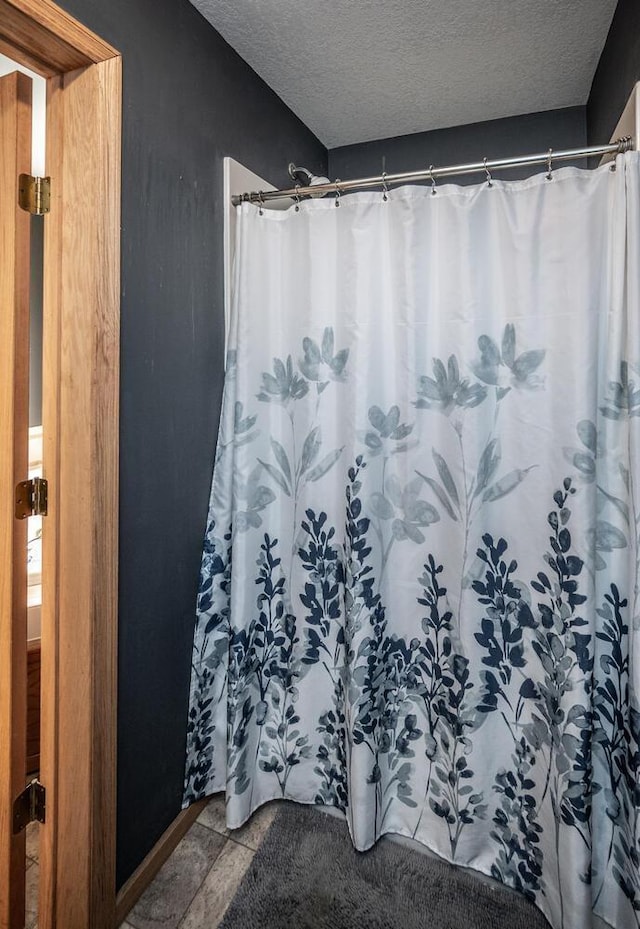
179,123,640,929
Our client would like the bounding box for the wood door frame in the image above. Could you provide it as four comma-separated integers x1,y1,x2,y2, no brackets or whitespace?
0,3,120,928
0,68,32,929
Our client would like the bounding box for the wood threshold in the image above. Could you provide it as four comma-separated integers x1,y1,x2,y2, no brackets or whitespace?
115,801,208,926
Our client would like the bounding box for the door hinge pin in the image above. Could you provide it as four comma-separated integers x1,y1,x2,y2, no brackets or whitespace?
13,779,46,834
15,477,48,519
18,173,51,214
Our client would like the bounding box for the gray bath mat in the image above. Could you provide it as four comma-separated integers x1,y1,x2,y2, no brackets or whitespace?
219,803,551,929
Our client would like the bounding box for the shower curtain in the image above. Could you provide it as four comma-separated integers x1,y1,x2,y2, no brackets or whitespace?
184,153,640,929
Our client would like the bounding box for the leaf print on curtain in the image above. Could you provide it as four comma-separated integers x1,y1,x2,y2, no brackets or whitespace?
184,153,640,929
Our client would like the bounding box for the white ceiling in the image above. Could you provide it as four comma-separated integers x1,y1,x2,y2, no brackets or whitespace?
190,0,617,148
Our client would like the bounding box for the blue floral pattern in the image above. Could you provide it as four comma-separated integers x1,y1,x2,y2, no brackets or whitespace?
184,312,640,929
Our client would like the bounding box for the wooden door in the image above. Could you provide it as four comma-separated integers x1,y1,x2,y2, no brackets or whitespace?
0,69,32,929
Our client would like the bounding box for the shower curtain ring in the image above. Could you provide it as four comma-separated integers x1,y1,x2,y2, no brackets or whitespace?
610,136,630,171
294,183,301,212
484,157,493,188
382,171,389,202
257,190,265,215
334,180,341,207
429,165,437,196
546,149,553,181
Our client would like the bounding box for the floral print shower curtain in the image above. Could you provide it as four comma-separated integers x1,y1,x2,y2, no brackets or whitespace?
184,153,640,929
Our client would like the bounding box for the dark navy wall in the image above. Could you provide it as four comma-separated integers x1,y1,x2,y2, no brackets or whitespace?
56,0,326,888
587,0,640,144
329,107,587,185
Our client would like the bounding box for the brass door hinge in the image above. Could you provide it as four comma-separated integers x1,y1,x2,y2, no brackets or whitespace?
15,477,48,519
13,779,46,834
18,173,51,215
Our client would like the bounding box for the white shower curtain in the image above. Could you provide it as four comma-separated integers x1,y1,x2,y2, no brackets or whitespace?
185,153,640,929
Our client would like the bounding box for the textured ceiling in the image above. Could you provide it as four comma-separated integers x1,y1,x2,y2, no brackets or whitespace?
190,0,617,148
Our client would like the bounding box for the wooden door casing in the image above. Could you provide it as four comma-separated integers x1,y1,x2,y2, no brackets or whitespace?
0,4,121,925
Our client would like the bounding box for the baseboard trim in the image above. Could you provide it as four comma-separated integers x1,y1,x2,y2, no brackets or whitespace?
115,799,208,926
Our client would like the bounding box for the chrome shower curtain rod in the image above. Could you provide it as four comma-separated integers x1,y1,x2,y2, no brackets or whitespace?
231,137,634,206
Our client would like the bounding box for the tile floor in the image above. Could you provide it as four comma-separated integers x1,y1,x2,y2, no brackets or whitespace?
24,797,614,929
118,801,614,929
119,797,278,929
